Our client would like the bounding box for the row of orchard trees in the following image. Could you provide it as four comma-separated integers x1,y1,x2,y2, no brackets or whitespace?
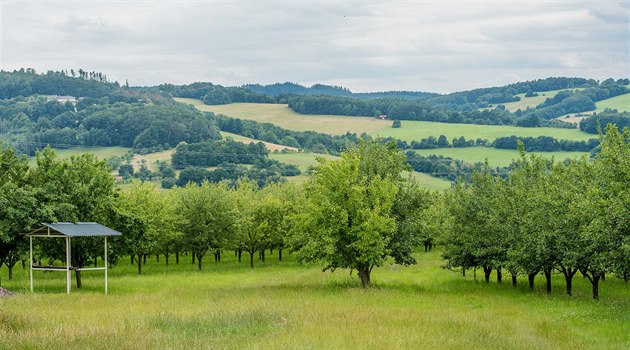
442,125,630,299
115,179,301,273
1,139,439,289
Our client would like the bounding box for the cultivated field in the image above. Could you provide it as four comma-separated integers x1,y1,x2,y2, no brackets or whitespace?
1,250,628,349
413,147,590,167
176,98,390,135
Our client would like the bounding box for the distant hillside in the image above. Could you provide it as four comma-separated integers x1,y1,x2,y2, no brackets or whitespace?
242,82,438,100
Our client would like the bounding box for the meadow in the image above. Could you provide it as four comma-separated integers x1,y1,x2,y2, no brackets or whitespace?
375,121,593,143
1,250,628,349
28,146,130,166
497,89,566,112
412,147,590,167
177,98,594,143
175,98,390,135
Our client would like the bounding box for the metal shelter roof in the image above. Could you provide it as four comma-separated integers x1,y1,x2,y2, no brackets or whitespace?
25,222,122,237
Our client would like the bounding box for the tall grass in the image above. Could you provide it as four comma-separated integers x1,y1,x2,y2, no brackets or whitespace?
1,250,628,349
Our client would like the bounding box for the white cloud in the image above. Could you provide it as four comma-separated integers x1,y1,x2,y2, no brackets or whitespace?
0,1,627,93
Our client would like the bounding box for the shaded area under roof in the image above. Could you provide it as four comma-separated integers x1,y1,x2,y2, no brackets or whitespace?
25,222,122,237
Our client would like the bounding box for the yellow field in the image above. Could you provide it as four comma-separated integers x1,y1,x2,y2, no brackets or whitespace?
221,131,299,152
175,98,390,135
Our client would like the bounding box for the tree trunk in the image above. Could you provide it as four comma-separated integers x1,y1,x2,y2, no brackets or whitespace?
278,248,282,262
511,273,517,286
544,268,552,294
8,265,13,280
143,254,147,264
424,242,429,252
165,254,169,265
238,249,242,263
473,267,477,279
528,272,536,289
261,250,265,263
483,266,492,283
462,268,466,277
137,254,142,274
94,256,98,266
75,269,83,288
560,265,577,296
176,252,179,264
592,275,600,300
192,253,195,264
249,251,254,268
131,256,134,265
197,253,203,271
497,266,502,283
156,254,159,263
358,266,371,288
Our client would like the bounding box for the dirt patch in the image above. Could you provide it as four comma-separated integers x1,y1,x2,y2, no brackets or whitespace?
0,287,17,298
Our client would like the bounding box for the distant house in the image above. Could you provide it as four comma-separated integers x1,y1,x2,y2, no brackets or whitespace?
45,95,77,103
379,114,388,120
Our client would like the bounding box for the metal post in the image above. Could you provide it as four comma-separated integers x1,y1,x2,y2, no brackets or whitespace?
29,236,33,292
104,237,108,295
66,237,71,294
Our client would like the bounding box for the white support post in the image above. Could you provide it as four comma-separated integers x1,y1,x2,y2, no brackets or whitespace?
104,237,108,295
66,237,71,294
29,236,33,292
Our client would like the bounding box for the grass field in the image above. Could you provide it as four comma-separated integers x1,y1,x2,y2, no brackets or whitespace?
375,121,594,143
595,92,630,113
176,98,390,135
1,249,628,349
498,89,566,112
179,98,594,143
412,147,590,167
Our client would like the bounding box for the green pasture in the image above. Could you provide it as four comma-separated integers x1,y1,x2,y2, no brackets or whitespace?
413,147,590,167
595,92,630,113
269,151,339,172
1,249,628,349
375,121,593,143
175,98,390,135
221,131,299,152
405,171,452,190
498,89,566,112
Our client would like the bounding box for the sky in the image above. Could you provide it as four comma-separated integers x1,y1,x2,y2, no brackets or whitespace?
0,1,628,93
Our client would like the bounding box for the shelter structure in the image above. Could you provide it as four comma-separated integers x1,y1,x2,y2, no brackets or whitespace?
23,222,122,294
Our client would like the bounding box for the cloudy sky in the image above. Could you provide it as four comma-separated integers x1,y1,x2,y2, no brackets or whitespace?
1,1,628,93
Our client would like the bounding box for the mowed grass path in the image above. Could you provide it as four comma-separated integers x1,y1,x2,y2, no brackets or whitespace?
176,98,389,135
1,250,628,349
413,147,590,167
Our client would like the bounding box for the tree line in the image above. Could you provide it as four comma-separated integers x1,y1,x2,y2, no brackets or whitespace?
579,110,630,134
441,125,629,299
0,95,220,155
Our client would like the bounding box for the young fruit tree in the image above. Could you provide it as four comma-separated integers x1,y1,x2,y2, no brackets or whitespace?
290,139,421,288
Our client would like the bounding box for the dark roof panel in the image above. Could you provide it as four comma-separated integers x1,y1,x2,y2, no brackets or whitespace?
36,222,122,237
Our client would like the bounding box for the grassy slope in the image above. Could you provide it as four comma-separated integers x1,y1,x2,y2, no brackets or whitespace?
499,89,565,112
1,250,628,349
375,121,593,143
595,92,630,112
413,147,589,167
176,98,389,135
177,98,593,143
